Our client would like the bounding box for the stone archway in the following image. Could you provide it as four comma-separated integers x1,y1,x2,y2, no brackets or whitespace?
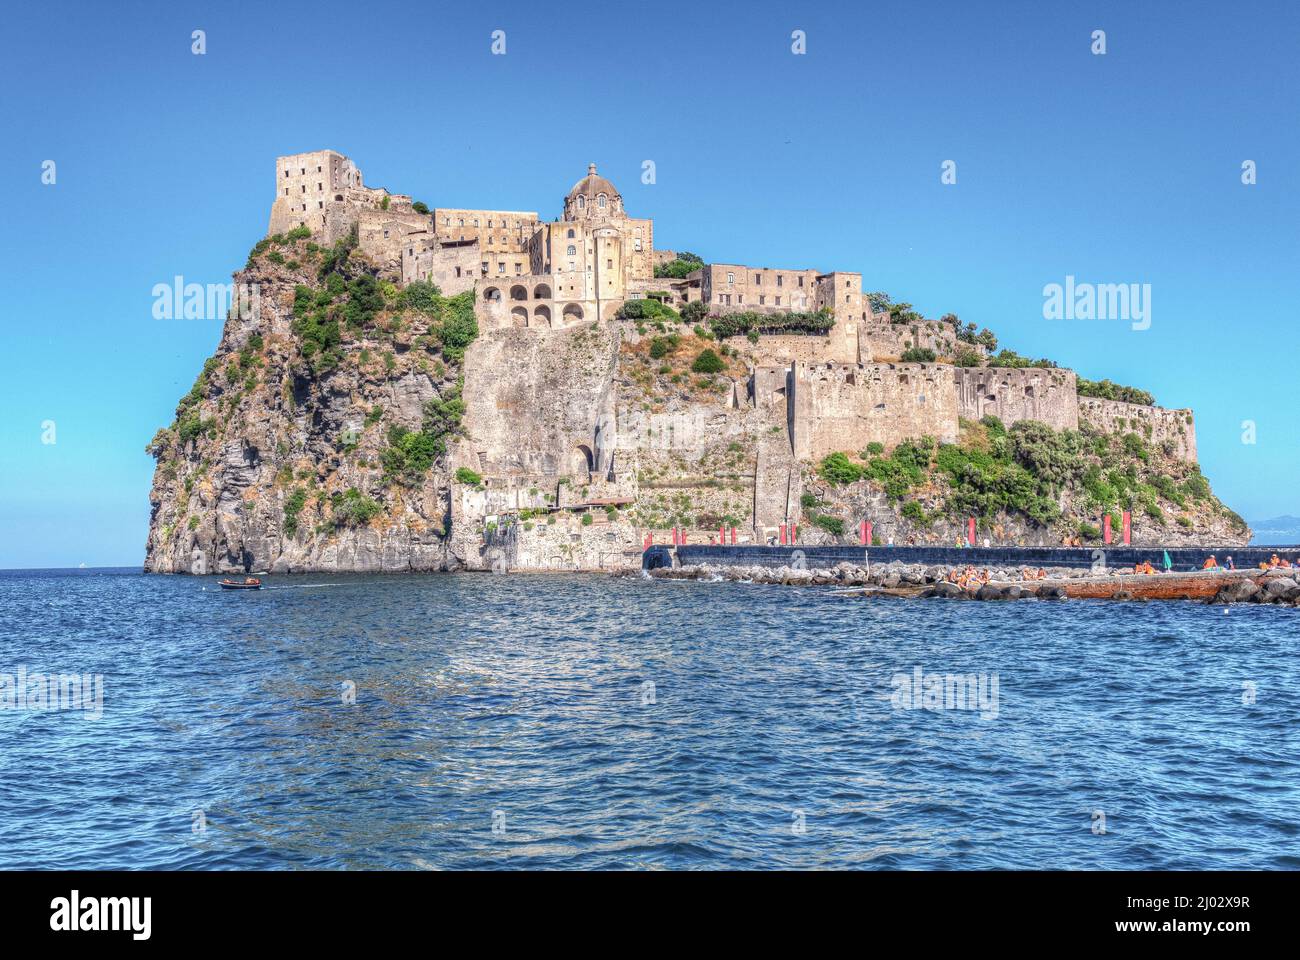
533,283,552,300
511,306,529,327
562,303,584,324
509,285,528,301
533,304,552,328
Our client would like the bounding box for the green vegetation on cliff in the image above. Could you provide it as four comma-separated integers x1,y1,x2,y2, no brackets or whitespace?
817,415,1243,539
1077,376,1156,406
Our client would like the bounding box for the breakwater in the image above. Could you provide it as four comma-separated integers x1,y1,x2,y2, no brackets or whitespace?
643,544,1296,573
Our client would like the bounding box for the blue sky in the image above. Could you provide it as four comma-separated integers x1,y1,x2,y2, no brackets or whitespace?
0,0,1295,567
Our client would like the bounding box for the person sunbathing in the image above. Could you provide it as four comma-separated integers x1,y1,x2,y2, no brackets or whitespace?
1202,556,1218,570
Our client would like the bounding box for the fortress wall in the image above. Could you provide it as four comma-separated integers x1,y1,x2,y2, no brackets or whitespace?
954,367,1079,431
790,362,959,460
859,318,986,361
356,208,434,270
401,238,480,294
729,329,858,365
1079,397,1197,462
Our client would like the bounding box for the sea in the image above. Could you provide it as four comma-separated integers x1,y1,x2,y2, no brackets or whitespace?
0,567,1295,869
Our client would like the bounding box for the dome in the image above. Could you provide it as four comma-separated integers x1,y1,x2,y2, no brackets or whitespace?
566,162,620,202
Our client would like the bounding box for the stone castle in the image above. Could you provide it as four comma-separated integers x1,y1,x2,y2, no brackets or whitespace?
268,149,1196,475
143,149,1217,576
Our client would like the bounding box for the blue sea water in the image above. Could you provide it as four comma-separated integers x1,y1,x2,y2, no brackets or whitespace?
0,567,1295,870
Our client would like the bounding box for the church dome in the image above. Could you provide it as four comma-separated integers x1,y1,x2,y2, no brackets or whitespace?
566,162,620,201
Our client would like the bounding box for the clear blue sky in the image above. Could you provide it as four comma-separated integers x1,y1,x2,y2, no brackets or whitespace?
1,0,1295,567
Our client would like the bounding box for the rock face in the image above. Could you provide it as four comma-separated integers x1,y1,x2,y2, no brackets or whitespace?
144,251,458,574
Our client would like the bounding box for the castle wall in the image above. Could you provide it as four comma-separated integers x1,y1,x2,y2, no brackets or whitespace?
954,367,1079,431
859,318,988,362
357,207,434,272
789,362,960,460
402,238,480,295
1078,397,1197,462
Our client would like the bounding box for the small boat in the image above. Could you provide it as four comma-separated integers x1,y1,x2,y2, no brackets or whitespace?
218,577,263,590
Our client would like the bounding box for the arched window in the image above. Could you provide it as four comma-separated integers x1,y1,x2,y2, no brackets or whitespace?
577,196,585,210
567,245,577,256
597,194,607,209
567,229,575,239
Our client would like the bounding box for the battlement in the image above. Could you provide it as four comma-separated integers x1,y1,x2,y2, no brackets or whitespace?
955,366,1078,432
788,361,960,460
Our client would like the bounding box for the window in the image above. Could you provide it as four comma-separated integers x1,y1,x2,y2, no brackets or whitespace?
634,239,642,250
458,218,464,226
607,259,613,269
488,220,493,228
498,263,505,273
799,277,805,287
777,275,783,287
727,272,735,283
284,187,288,195
567,229,575,238
567,245,577,256
577,196,585,210
597,194,606,208
759,296,765,305
473,219,479,227
754,274,761,284
481,262,488,272
284,169,290,178
775,296,781,306
515,263,522,274
317,165,322,172
317,182,322,191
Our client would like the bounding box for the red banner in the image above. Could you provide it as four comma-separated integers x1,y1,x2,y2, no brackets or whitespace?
967,518,976,546
1122,511,1132,545
1103,514,1112,544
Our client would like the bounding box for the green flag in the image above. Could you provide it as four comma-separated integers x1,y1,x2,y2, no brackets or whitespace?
1162,550,1172,571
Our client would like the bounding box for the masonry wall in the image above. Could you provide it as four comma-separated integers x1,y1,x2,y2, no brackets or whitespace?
1079,397,1197,462
954,367,1079,431
859,318,989,362
790,362,960,460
